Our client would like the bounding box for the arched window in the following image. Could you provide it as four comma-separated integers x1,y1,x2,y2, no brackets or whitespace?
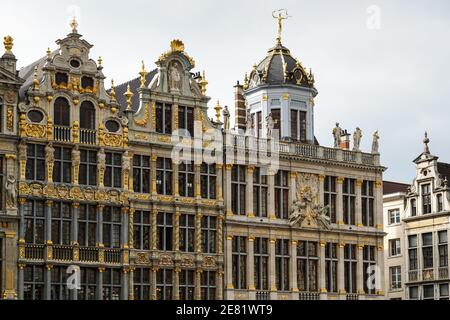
80,101,95,129
54,97,70,126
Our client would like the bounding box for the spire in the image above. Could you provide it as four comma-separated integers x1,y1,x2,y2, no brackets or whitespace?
424,131,430,154
3,35,13,55
70,16,79,33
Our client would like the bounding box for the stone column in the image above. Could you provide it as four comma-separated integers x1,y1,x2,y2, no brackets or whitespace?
217,216,224,255
44,265,52,300
269,238,277,300
336,177,344,225
290,240,299,300
151,267,158,300
247,237,256,299
357,244,365,299
45,200,53,243
122,269,129,300
128,268,135,300
268,171,276,220
97,205,104,246
225,236,234,300
246,166,255,218
318,175,325,205
195,164,202,199
173,268,180,300
216,271,224,300
18,264,25,300
71,203,79,245
377,243,385,297
18,198,27,241
216,164,224,201
356,180,363,227
225,165,233,217
375,181,383,231
151,155,158,195
195,210,203,253
122,207,129,248
319,241,327,300
97,268,104,300
174,207,180,252
151,209,158,250
195,269,202,300
173,161,179,197
338,243,346,300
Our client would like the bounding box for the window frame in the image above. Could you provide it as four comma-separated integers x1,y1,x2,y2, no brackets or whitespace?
274,170,289,220
133,155,150,194
275,239,290,292
156,212,173,251
297,240,319,292
253,168,268,218
105,152,122,188
156,158,173,196
231,166,246,216
232,236,247,290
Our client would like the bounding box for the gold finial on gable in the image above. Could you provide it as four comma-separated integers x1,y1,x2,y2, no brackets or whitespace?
170,39,185,52
139,60,147,88
199,70,208,96
214,100,222,123
124,84,134,111
3,36,13,54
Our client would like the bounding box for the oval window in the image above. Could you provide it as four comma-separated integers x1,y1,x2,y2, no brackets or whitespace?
105,120,120,133
70,59,81,68
27,110,44,123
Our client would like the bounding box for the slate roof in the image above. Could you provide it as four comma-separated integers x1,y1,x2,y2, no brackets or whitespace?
383,181,409,195
437,162,450,181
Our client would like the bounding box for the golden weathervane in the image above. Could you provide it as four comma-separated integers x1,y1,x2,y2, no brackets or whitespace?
272,9,291,43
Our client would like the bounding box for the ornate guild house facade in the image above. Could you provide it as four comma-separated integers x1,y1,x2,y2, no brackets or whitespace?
0,15,386,300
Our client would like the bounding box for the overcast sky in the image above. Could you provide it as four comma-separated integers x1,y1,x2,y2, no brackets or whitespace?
2,0,450,183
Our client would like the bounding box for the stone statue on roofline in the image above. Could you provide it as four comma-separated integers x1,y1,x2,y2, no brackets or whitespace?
353,127,362,152
332,123,342,148
372,130,380,154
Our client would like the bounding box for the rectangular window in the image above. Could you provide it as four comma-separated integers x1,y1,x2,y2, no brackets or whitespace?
103,206,122,248
411,199,417,217
276,239,290,292
439,231,448,267
78,204,97,247
389,239,401,257
440,284,449,300
53,146,72,183
363,246,376,295
297,241,318,292
254,238,269,291
390,266,402,290
105,152,122,188
133,155,150,193
324,176,337,223
422,233,434,269
344,244,357,294
179,162,195,197
271,109,281,137
423,284,434,300
409,286,419,300
23,265,45,300
437,194,443,212
156,269,173,300
325,243,338,293
134,210,151,250
422,184,432,214
25,144,45,181
51,202,71,245
389,209,400,225
77,268,97,300
408,235,418,271
201,216,217,254
24,200,45,244
343,179,356,225
253,168,268,218
299,111,307,142
79,149,97,186
232,236,247,290
275,170,289,219
362,181,375,227
178,105,194,137
157,212,173,251
156,158,173,195
134,268,151,300
180,214,195,252
291,109,298,140
231,166,246,215
155,102,172,134
200,163,216,199
103,268,121,300
201,271,216,300
50,266,69,300
0,157,3,211
256,111,262,138
179,270,195,300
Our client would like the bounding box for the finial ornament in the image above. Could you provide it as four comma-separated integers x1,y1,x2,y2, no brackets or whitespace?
199,70,208,96
139,60,147,88
110,79,116,102
124,84,134,111
3,35,13,54
70,16,79,33
98,56,103,67
214,100,222,123
33,66,39,90
46,48,52,61
424,131,430,154
272,9,291,44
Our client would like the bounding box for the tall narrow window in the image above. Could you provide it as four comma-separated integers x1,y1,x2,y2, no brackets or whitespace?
179,162,194,197
156,269,173,300
253,168,268,218
78,204,97,247
390,266,402,290
103,206,122,248
275,170,289,219
276,239,290,292
325,243,338,293
155,102,172,134
423,285,434,300
389,209,400,225
157,212,173,251
179,270,195,300
51,202,71,245
297,241,318,292
411,199,417,217
24,200,45,244
254,238,269,291
271,109,281,137
408,235,418,271
232,236,247,290
79,149,97,186
422,184,432,214
363,246,376,294
180,214,195,252
324,176,337,223
440,284,449,300
422,233,433,269
134,268,151,300
256,111,262,137
134,210,150,250
437,194,443,212
439,231,448,268
25,144,45,181
231,165,246,215
77,268,97,300
178,105,194,137
200,163,216,199
80,101,95,129
133,155,150,193
54,97,70,126
156,158,172,195
0,157,3,210
105,152,122,188
344,244,357,294
343,178,356,225
201,271,216,300
389,239,401,257
51,266,69,300
23,265,45,300
291,109,298,140
201,216,217,254
362,181,374,227
53,146,72,183
299,111,307,142
103,268,121,300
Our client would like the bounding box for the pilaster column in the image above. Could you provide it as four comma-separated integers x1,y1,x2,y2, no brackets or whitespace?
216,271,224,300
318,175,326,205
319,241,327,300
45,200,53,244
128,267,135,300
289,172,297,215
18,198,27,241
122,207,129,248
173,268,180,300
216,164,224,201
195,210,202,253
290,240,299,299
174,208,180,251
151,155,158,195
129,208,135,249
71,202,79,245
375,181,383,230
44,265,52,300
195,269,202,300
377,244,385,296
336,177,344,225
246,166,255,218
357,244,365,298
338,242,346,299
173,161,179,196
225,165,233,217
151,209,158,250
122,269,129,300
268,171,276,220
195,164,202,199
356,180,363,227
151,267,158,300
97,205,104,246
269,238,277,299
247,237,256,299
225,236,234,300
173,103,179,132
18,264,25,300
97,268,104,300
217,216,224,255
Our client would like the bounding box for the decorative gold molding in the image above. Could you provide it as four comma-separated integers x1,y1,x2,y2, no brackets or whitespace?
7,106,14,131
134,102,150,127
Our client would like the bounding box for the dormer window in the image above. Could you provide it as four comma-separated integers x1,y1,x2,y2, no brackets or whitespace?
422,184,432,214
411,199,417,217
55,72,68,86
81,76,94,90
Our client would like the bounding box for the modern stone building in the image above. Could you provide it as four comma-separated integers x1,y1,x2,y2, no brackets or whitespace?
1,16,386,300
383,134,450,300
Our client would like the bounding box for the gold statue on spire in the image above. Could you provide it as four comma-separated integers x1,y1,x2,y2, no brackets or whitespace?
272,9,291,43
3,36,13,54
70,16,78,33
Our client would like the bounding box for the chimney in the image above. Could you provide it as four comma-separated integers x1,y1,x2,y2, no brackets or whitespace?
339,130,351,150
234,81,246,130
